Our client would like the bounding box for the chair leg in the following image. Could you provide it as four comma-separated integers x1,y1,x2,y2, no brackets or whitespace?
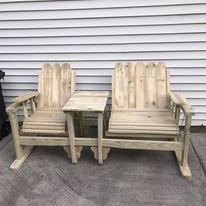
10,145,33,170
175,150,192,180
67,112,77,163
8,111,34,170
175,115,192,179
79,112,84,137
98,113,103,164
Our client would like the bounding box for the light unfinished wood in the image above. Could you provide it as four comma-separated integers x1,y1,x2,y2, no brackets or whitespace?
38,63,73,108
157,62,167,108
7,63,76,170
19,137,97,147
169,92,194,115
67,112,77,164
106,61,194,179
22,110,66,135
102,139,183,151
8,108,25,160
135,62,145,109
106,132,177,139
63,91,109,164
98,112,103,164
10,146,34,170
175,150,192,180
12,92,39,104
30,98,37,113
64,146,83,161
108,110,179,136
112,62,168,109
90,147,110,161
63,91,109,112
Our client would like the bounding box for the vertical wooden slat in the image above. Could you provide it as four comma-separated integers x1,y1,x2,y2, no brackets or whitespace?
145,62,157,108
123,63,129,108
135,62,146,109
114,63,124,108
23,102,28,118
166,69,171,107
48,64,53,107
52,63,61,108
98,112,103,164
42,63,51,107
42,65,48,107
175,105,180,123
39,68,45,108
157,62,167,108
66,64,71,98
30,98,36,113
112,69,116,109
38,71,42,94
60,64,66,107
60,63,71,107
128,62,136,108
38,69,44,108
71,70,75,95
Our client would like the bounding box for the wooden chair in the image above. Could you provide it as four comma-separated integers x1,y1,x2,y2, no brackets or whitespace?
104,62,194,179
7,63,82,170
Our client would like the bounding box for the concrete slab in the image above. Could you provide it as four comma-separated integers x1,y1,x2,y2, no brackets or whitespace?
0,134,205,206
191,133,206,175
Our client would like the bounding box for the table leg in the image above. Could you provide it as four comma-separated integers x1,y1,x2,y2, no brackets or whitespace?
98,112,103,164
67,112,77,164
79,111,84,137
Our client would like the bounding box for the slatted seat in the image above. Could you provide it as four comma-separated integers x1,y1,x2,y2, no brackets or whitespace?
22,110,66,135
108,110,179,136
107,62,176,138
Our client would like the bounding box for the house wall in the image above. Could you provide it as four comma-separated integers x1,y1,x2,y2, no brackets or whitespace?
0,0,206,125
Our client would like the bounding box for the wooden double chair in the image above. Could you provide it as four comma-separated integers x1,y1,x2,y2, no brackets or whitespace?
7,62,194,179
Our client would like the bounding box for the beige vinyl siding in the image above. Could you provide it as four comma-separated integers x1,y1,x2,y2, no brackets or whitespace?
0,0,206,125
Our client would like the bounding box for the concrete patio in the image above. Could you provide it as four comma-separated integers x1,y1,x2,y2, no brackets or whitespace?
0,132,206,206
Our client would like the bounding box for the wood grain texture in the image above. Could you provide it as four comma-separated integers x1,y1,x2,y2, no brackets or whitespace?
39,63,73,109
63,91,109,164
102,139,183,151
63,91,109,112
135,62,146,109
67,112,77,164
145,62,157,108
12,92,39,104
157,62,167,108
98,112,103,164
108,61,193,178
8,63,75,169
112,62,169,109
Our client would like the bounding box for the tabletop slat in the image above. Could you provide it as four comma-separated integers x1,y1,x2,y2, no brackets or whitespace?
63,91,109,112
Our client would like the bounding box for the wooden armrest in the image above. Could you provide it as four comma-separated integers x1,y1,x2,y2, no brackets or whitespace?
6,102,21,113
11,91,39,104
169,92,195,116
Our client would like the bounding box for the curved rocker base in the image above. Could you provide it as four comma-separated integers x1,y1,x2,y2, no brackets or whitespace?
90,147,110,162
64,146,83,162
10,146,34,171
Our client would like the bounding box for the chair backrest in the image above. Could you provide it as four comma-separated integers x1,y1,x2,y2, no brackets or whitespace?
112,62,170,110
38,63,75,109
